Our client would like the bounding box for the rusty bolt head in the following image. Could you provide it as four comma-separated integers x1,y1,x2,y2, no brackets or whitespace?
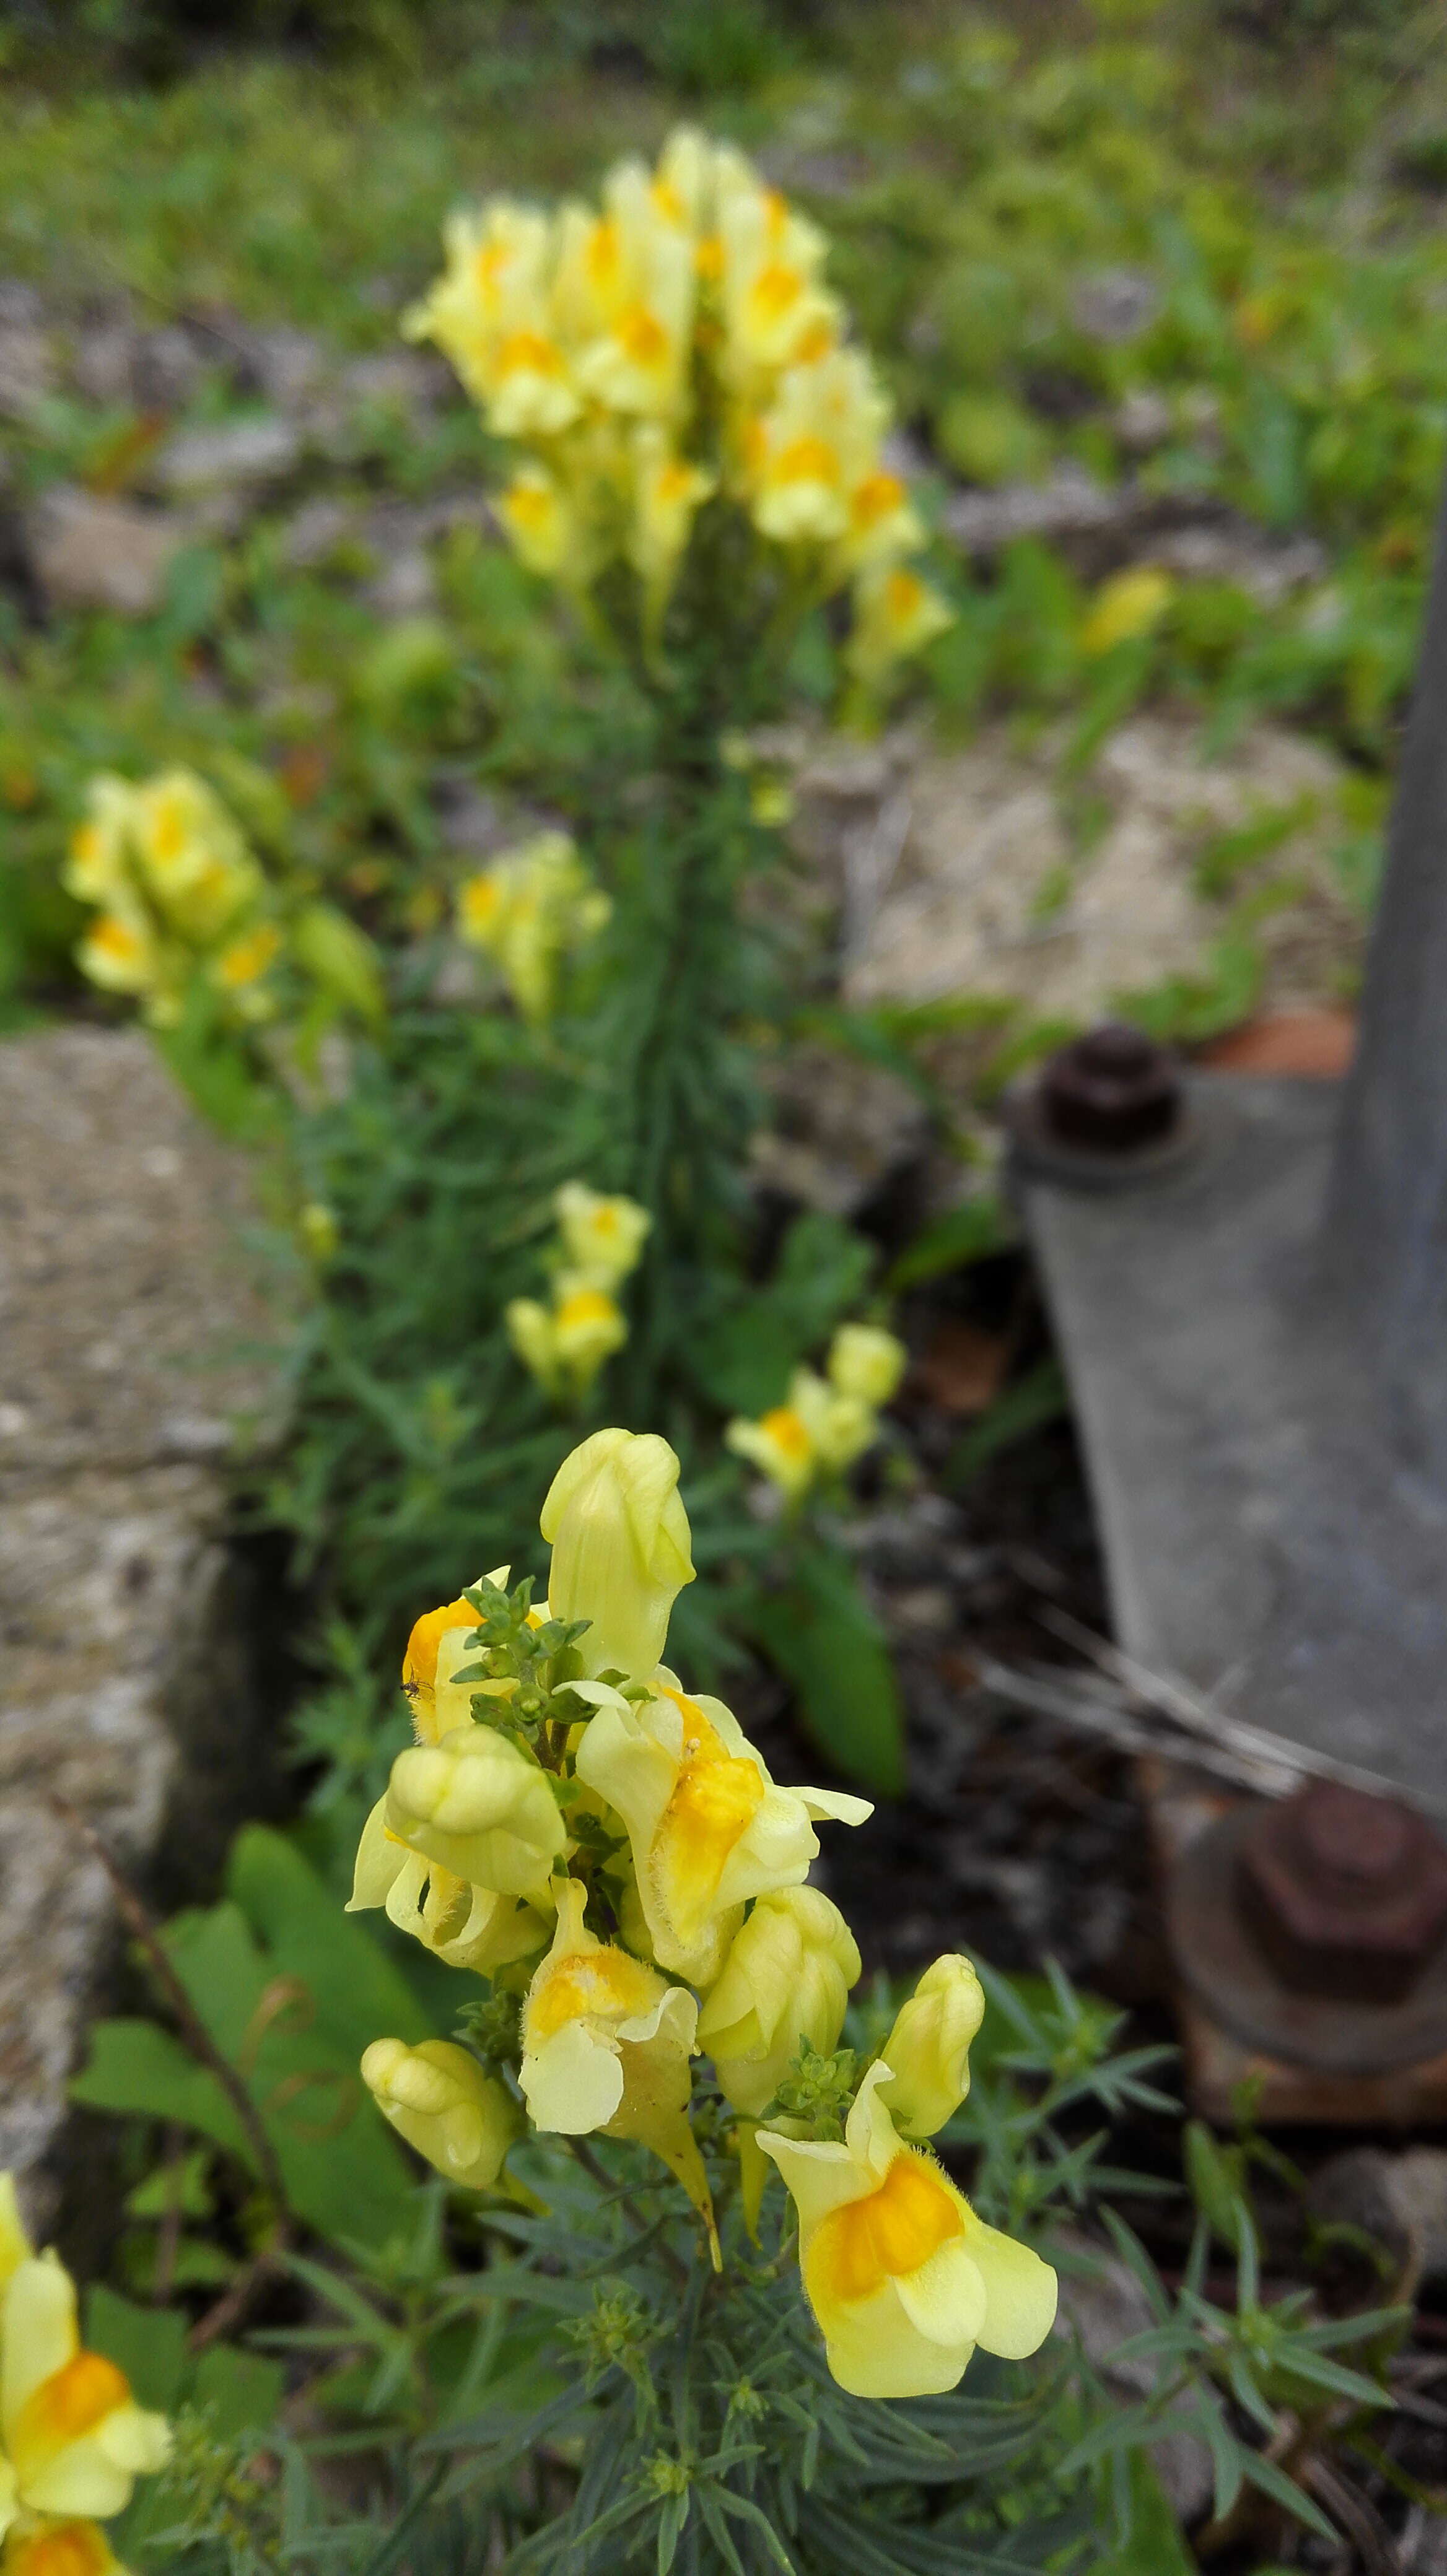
1237,1778,1447,2004
1040,1023,1183,1154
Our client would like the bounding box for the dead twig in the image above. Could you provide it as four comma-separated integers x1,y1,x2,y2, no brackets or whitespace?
1305,2456,1401,2576
990,1603,1447,1819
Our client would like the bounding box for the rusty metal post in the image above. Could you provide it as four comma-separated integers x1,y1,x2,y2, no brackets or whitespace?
1324,489,1447,1486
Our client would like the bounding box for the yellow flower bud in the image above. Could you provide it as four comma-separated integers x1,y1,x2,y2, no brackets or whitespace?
697,1887,860,2117
1081,565,1173,658
385,1725,567,1904
361,2037,522,2190
505,1295,562,1396
759,2063,1056,2400
541,1427,694,1682
348,1796,549,1973
298,1200,339,1266
828,1323,906,1409
876,1955,986,2139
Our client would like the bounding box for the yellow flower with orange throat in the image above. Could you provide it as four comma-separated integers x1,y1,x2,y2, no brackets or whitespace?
574,1676,870,1987
0,2177,171,2570
456,830,611,1025
520,1879,717,2252
759,2061,1057,2399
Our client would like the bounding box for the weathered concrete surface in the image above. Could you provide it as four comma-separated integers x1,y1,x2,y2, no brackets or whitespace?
813,713,1355,1025
0,1029,276,2224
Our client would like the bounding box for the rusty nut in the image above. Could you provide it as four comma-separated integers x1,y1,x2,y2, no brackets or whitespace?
1236,1778,1447,2005
1040,1023,1183,1154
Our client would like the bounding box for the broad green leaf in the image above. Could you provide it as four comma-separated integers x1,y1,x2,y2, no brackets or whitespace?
70,2021,256,2171
748,1543,906,1797
227,1824,430,2054
77,1837,423,2254
84,2287,188,2410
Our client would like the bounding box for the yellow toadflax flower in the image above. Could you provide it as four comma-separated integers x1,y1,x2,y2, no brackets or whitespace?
836,466,924,575
456,830,610,1025
561,158,697,422
827,1322,907,1409
847,564,955,687
401,1588,489,1743
209,918,283,1017
629,426,716,621
361,2037,523,2191
519,1880,717,2254
1,2249,171,2518
128,770,260,944
506,1287,627,1403
62,780,135,913
759,2061,1057,2399
745,350,888,549
574,1679,870,1987
712,155,841,385
405,202,579,438
697,1886,860,2118
725,1399,818,1500
2,2522,129,2576
553,1182,651,1289
496,463,585,581
725,1362,878,1500
876,1955,986,2139
541,1427,695,1684
75,911,162,1006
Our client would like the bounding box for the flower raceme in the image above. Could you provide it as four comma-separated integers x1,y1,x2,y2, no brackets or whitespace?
406,129,951,677
727,1321,906,1502
351,1427,1056,2402
0,2178,170,2574
67,769,268,1028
